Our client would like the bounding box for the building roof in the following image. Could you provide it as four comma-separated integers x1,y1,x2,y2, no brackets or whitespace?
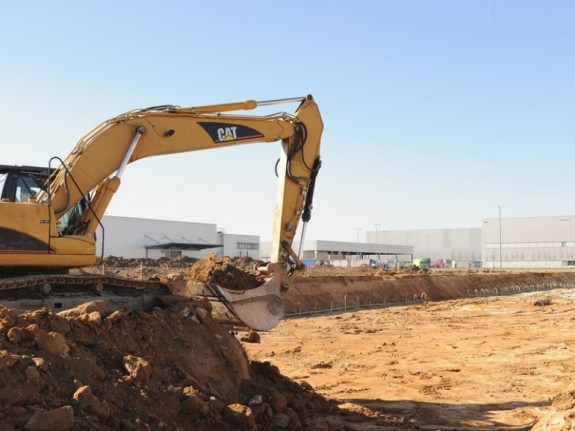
145,242,221,251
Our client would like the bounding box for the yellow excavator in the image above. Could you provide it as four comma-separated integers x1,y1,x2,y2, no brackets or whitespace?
0,95,323,330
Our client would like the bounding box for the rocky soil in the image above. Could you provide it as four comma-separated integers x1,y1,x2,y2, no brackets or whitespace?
0,255,574,430
187,254,264,291
0,297,354,431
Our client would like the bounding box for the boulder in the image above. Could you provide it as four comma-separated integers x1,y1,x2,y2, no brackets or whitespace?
24,406,74,431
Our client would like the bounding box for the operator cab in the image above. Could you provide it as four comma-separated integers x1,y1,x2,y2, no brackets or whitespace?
0,165,49,203
0,165,89,235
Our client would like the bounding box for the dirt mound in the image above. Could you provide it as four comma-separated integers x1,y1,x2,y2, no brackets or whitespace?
100,255,198,269
0,299,347,430
188,254,264,291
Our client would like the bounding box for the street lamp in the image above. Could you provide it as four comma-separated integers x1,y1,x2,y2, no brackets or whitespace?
498,205,503,270
375,223,380,260
383,231,388,261
355,227,362,261
356,227,362,243
404,232,411,265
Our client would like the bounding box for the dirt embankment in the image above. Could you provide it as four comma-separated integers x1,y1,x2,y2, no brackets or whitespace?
286,267,575,314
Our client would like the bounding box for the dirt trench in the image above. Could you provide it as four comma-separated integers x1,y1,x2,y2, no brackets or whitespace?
286,268,575,314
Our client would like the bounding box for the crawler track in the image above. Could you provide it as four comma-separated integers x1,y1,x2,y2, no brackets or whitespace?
0,273,171,313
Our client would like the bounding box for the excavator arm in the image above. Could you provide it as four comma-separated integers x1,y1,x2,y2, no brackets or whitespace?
0,95,323,330
39,95,322,268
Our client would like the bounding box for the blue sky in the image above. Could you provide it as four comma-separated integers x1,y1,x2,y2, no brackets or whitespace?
1,1,574,241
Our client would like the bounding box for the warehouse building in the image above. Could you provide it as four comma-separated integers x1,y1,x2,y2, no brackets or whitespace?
95,215,260,260
259,240,413,267
96,214,575,269
365,228,482,268
364,215,575,269
481,215,575,268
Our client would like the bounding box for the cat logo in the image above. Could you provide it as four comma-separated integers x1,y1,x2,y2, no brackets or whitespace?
217,126,238,142
198,122,264,144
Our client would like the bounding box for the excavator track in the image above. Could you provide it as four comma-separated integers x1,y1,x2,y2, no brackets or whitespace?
0,273,171,314
0,273,285,330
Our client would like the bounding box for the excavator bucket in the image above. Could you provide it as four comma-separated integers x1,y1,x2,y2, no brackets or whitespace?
186,273,285,331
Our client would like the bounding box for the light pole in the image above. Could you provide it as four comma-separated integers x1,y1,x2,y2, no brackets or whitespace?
375,223,380,260
356,227,362,243
383,230,388,260
356,227,362,261
405,232,410,265
498,205,503,270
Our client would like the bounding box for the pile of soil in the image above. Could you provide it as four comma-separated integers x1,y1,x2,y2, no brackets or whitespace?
84,256,200,280
188,254,264,291
99,255,198,269
0,298,349,430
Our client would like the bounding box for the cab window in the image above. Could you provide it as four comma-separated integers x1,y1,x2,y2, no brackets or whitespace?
0,173,7,199
15,176,42,202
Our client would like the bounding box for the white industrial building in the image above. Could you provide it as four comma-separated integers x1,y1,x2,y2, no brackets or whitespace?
95,215,260,260
481,215,575,268
259,240,413,267
95,214,575,269
365,228,482,268
363,215,575,269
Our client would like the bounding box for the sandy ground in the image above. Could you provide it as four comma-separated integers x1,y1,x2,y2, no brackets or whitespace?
242,288,575,429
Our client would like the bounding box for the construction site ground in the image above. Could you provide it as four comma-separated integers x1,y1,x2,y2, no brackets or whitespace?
247,272,575,429
0,256,574,430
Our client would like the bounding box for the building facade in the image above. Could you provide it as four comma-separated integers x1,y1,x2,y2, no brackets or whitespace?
260,240,413,267
366,228,482,268
482,215,575,268
96,216,260,260
96,214,575,268
221,232,260,259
